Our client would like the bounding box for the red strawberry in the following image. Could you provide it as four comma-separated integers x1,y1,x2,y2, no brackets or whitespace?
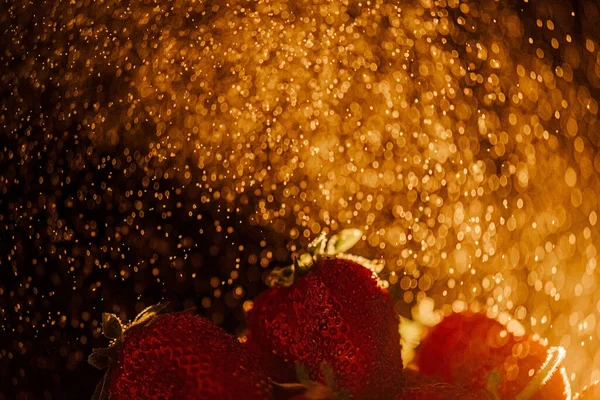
398,369,492,400
89,304,273,400
289,396,333,400
397,382,493,400
576,380,600,399
246,235,403,400
416,312,571,399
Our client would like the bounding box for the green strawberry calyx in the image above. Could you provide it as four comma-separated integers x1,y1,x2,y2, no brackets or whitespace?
486,345,569,400
266,229,385,287
515,346,568,400
87,303,169,400
273,362,349,400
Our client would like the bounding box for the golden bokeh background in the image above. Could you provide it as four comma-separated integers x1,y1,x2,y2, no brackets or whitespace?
2,0,600,397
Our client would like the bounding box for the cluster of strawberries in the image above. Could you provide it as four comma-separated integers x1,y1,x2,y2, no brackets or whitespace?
88,231,588,399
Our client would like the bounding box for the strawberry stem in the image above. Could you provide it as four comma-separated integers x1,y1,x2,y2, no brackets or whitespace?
485,368,502,400
270,363,341,400
265,264,297,287
101,313,124,340
325,229,362,254
88,303,170,400
265,229,366,288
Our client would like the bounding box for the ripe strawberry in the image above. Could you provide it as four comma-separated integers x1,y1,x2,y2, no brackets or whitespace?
288,397,334,400
416,312,571,399
396,382,493,400
245,232,403,400
89,304,273,400
398,369,492,400
288,396,333,400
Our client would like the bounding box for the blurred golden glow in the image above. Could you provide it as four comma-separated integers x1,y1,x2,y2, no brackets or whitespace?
3,0,600,394
111,0,599,390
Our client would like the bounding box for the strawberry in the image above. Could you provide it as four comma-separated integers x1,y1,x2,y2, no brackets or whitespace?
416,312,571,399
575,380,600,400
398,369,493,400
396,382,493,400
288,397,334,400
288,396,333,400
88,304,273,400
245,230,403,400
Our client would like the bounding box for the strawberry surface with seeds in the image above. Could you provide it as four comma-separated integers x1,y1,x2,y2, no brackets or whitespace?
398,368,493,400
396,381,493,400
90,307,272,400
416,312,571,399
246,258,403,400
